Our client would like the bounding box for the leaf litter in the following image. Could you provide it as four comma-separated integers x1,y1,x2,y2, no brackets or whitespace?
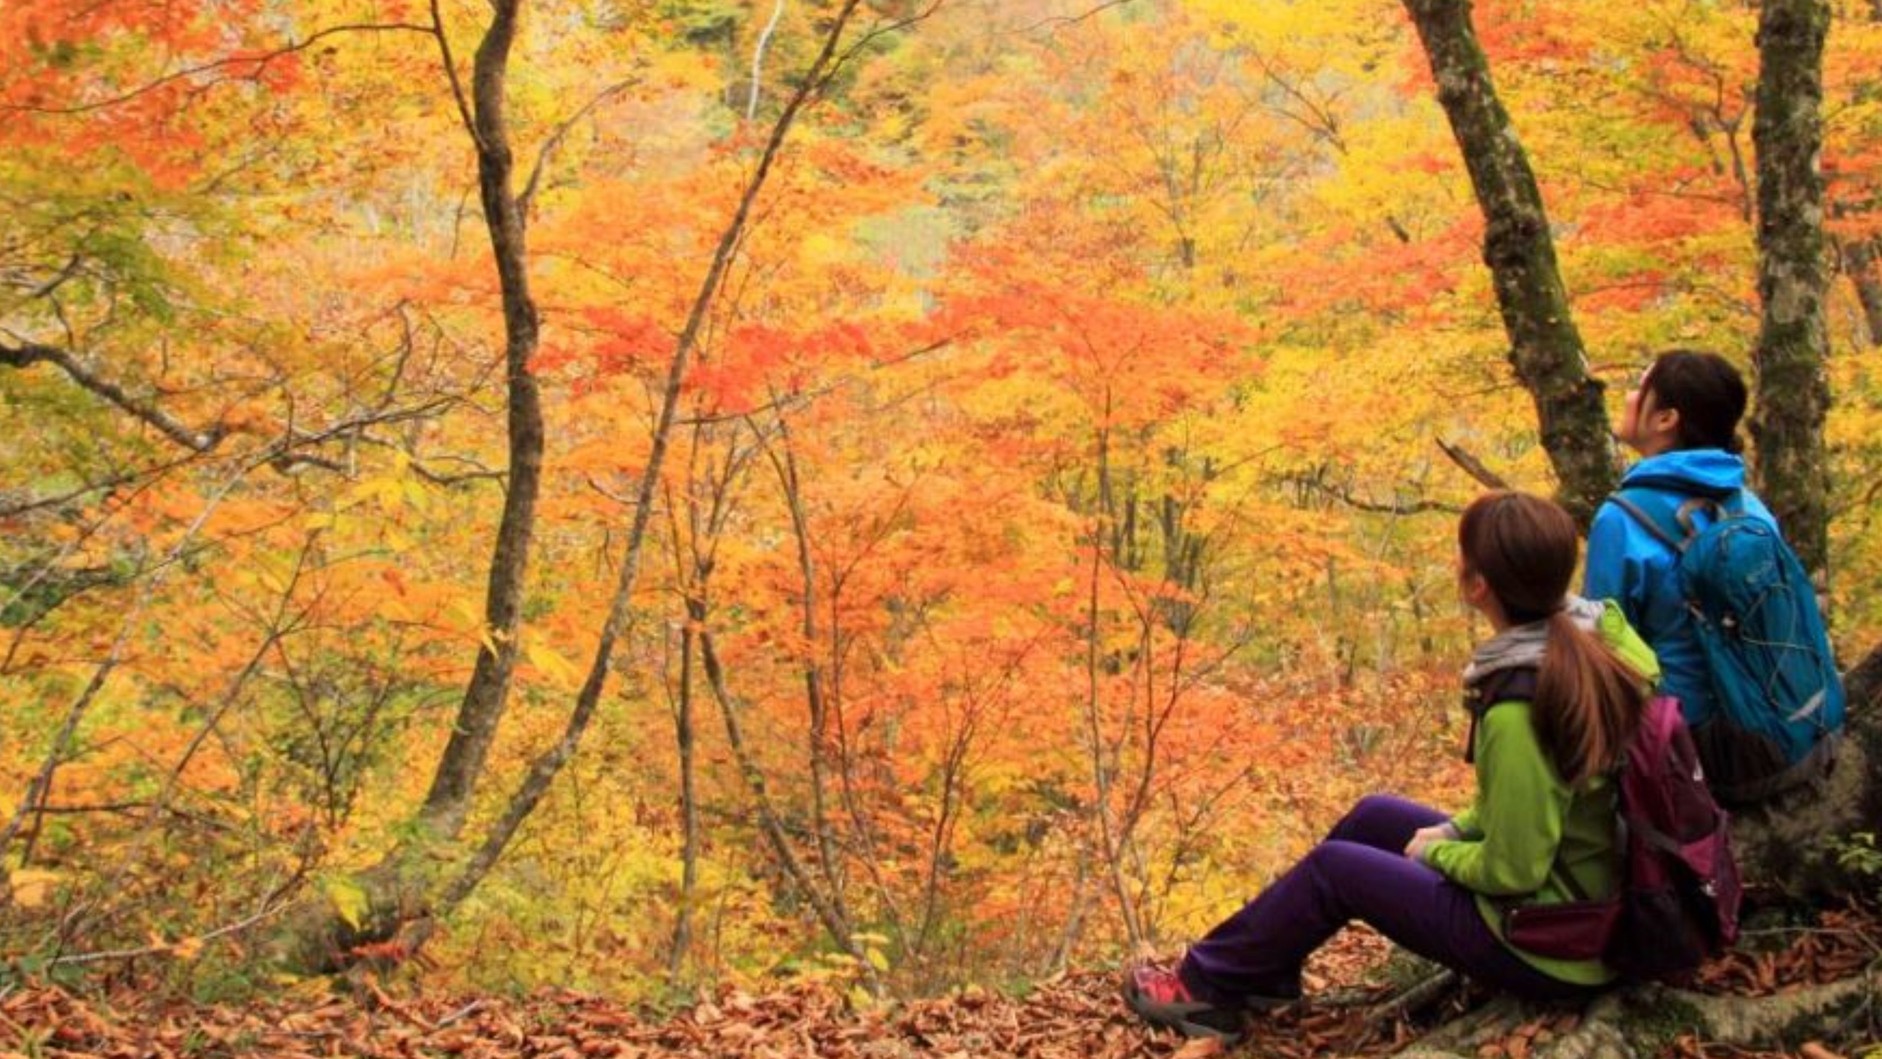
2,905,1874,1059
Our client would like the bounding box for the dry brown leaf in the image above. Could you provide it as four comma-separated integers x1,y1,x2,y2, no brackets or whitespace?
1798,1043,1846,1059
1171,1038,1225,1059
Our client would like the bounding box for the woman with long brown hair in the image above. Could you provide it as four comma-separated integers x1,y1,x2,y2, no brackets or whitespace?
1124,492,1657,1043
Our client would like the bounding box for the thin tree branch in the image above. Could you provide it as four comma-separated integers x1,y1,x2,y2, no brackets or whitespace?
1435,435,1511,492
1,340,221,451
521,76,640,216
1014,0,1137,36
1299,477,1461,515
46,892,298,967
1,23,433,116
430,0,482,150
747,0,788,121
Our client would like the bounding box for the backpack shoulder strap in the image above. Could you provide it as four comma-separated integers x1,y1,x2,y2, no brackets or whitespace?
1473,666,1538,711
1462,666,1538,764
1609,489,1690,553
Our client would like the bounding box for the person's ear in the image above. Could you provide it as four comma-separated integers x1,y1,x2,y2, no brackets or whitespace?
1459,567,1491,609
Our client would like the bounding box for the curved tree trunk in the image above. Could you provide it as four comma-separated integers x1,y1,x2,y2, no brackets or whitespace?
419,0,544,842
431,0,874,922
1400,0,1617,526
1749,0,1833,576
272,0,901,975
270,0,542,975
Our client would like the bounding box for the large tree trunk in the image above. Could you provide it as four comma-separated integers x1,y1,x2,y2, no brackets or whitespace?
418,0,544,841
1749,0,1833,575
1400,0,1617,526
1728,0,1880,903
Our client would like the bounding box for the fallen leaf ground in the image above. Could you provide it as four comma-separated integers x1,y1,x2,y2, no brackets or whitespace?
3,905,1874,1059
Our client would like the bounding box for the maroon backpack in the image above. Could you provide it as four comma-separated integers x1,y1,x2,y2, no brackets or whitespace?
1609,692,1742,980
1467,670,1741,980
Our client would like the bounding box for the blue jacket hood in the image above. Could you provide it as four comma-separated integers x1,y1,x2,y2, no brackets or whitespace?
1587,445,1775,729
1618,449,1747,495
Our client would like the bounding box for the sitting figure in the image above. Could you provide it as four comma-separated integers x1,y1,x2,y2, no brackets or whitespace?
1124,491,1657,1041
1585,349,1841,806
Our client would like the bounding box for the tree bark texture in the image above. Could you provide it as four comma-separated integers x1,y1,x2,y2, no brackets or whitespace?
1725,639,1880,898
1842,642,1882,834
1749,0,1833,575
1401,0,1617,526
419,0,545,840
1397,974,1877,1059
1843,236,1882,346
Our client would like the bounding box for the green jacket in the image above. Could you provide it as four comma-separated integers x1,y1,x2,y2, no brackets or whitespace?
1423,600,1660,986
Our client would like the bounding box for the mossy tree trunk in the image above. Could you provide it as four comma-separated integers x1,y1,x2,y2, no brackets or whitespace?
1749,0,1833,576
1400,0,1618,526
418,0,544,844
1694,0,1882,903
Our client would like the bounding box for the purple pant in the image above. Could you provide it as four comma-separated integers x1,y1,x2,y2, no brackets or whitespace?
1179,795,1596,1004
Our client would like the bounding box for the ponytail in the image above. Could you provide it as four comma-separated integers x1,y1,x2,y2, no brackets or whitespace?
1533,612,1647,785
1458,491,1648,785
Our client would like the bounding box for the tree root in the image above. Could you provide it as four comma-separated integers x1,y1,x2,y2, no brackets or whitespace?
1365,969,1461,1025
1394,971,1878,1059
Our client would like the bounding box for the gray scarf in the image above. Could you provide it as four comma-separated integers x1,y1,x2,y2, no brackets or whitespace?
1461,594,1604,692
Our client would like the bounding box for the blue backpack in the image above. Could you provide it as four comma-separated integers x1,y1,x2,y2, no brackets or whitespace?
1610,486,1843,806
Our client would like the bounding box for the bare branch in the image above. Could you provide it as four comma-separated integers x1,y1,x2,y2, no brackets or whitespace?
747,0,789,121
836,0,947,69
1435,435,1511,492
46,894,296,967
521,76,640,217
27,255,84,301
1013,0,1136,36
1299,476,1461,516
680,336,955,426
430,0,482,150
1,340,220,451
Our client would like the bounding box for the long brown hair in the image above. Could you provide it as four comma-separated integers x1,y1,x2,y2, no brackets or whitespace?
1459,492,1646,785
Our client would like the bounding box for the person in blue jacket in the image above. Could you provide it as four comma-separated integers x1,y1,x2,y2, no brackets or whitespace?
1582,349,1778,736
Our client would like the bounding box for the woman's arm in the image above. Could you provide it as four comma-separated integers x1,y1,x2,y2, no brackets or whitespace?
1420,704,1565,896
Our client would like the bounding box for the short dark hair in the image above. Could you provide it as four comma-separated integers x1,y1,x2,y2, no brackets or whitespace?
1641,349,1748,454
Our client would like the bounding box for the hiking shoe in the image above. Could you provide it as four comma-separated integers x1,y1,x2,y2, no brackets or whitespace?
1121,964,1247,1042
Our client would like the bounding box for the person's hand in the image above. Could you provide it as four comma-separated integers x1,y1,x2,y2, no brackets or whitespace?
1404,821,1461,862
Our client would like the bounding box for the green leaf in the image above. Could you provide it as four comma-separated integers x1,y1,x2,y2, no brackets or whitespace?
323,876,371,931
